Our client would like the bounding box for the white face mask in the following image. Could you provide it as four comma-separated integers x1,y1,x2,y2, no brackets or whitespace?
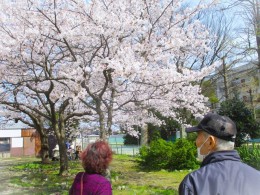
197,137,210,161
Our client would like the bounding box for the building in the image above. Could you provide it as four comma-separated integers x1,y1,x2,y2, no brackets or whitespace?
215,63,260,118
0,122,41,158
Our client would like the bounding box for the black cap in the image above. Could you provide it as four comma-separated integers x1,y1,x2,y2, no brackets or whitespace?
186,113,237,142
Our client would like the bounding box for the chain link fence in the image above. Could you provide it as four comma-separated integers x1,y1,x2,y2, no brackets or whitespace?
74,134,140,156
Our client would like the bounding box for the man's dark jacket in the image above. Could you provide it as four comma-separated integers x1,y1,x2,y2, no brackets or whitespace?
179,150,260,195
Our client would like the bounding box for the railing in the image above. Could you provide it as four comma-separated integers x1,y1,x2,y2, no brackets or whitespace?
109,144,140,156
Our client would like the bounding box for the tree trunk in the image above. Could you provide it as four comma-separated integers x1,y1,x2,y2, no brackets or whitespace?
99,120,106,140
35,123,50,164
39,133,50,164
56,118,69,176
97,104,107,140
107,107,113,136
52,119,68,175
141,124,148,146
222,58,229,100
255,0,260,68
57,137,68,176
107,87,115,136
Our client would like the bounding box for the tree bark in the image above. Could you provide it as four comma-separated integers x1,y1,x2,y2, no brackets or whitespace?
141,124,148,146
222,58,229,100
99,117,106,140
39,133,50,164
255,0,260,68
55,119,69,176
97,100,107,140
57,136,68,176
33,119,50,164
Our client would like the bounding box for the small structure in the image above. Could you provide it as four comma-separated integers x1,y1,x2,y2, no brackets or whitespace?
0,122,41,158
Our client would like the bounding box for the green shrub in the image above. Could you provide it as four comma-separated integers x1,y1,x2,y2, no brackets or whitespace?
139,139,174,170
169,139,199,170
237,144,260,170
139,138,199,170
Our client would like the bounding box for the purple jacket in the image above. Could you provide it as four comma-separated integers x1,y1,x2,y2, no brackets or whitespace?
69,172,112,195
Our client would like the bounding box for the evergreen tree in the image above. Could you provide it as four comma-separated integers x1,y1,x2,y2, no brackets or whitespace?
218,97,260,146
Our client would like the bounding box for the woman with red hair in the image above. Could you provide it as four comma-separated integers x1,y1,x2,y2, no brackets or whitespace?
69,140,113,195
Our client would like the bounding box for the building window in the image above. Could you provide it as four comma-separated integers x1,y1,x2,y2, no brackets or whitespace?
0,138,10,152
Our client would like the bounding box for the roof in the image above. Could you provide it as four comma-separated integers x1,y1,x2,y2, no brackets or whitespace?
0,121,29,130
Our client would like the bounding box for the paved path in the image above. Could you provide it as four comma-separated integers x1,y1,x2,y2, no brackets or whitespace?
0,157,38,195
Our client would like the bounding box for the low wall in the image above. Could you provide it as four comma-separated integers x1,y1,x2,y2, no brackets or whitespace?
0,152,11,158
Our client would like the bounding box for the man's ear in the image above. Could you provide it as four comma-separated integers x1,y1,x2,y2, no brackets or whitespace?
208,136,217,150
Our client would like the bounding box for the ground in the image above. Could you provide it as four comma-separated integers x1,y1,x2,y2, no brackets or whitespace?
0,155,189,194
0,157,38,195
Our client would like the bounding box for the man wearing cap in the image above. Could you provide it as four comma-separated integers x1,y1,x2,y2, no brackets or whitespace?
179,113,260,195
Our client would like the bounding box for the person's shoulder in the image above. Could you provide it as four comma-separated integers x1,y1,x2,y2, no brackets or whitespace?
89,174,110,183
180,169,198,185
179,171,197,194
74,172,85,179
238,162,260,175
71,172,85,185
180,166,210,186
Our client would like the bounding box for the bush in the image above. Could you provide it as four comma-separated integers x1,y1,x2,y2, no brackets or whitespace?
139,139,174,170
169,139,199,170
139,138,199,170
237,144,260,170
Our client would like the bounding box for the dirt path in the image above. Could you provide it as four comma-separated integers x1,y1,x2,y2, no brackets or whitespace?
0,157,39,195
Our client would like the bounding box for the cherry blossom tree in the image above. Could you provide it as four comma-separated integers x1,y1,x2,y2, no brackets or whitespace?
0,57,91,174
0,0,218,173
0,0,92,175
67,0,218,138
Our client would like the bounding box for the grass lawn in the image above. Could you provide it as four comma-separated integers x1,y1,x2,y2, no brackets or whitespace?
9,155,191,195
111,155,190,194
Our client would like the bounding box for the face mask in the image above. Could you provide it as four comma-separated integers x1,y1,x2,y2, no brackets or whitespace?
197,137,210,161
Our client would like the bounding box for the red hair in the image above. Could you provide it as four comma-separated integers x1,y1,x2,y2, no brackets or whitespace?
81,140,112,174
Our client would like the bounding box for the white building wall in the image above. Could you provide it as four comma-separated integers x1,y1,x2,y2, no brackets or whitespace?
0,130,21,137
11,137,23,147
